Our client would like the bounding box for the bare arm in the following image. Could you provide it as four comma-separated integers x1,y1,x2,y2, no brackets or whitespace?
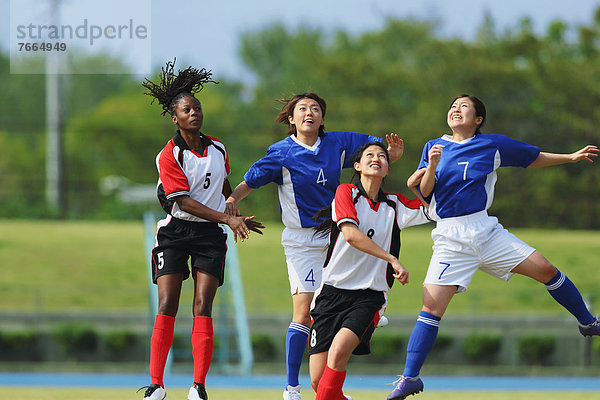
339,222,409,285
419,144,444,198
225,180,254,216
407,168,429,207
226,180,254,204
528,145,598,167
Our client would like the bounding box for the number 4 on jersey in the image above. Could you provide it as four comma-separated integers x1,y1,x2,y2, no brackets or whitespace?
316,168,327,186
305,269,315,286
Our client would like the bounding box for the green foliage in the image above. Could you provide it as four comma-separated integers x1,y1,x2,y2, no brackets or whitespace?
103,330,138,353
369,332,404,362
2,11,600,222
251,333,279,362
517,334,556,365
462,332,502,363
0,330,42,361
433,333,454,352
51,324,99,361
592,337,600,357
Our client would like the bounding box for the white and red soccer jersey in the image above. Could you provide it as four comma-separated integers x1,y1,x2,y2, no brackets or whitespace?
322,183,430,292
156,132,230,222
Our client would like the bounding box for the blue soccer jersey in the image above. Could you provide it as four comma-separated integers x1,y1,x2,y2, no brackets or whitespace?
244,131,380,228
418,133,540,219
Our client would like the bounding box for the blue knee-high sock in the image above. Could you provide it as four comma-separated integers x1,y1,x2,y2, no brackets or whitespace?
546,270,595,325
403,311,441,378
285,322,309,387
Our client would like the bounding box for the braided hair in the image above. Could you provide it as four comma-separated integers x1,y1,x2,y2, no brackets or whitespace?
142,58,218,116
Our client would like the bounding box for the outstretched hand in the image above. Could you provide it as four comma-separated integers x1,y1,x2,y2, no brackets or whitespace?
571,145,598,163
231,216,264,243
386,133,404,163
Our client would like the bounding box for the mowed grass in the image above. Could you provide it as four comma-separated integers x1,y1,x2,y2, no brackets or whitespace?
0,388,593,400
1,219,599,316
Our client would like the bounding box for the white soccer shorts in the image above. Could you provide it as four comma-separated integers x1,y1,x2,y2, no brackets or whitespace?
282,227,328,295
423,211,536,293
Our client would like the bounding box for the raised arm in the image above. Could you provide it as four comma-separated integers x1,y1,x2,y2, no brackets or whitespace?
420,144,444,198
339,222,409,285
407,168,429,206
385,133,404,163
528,145,598,167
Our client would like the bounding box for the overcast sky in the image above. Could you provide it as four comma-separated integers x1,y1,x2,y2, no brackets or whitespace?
2,0,599,80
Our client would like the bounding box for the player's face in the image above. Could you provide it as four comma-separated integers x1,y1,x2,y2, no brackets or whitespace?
447,97,483,134
288,98,324,136
355,145,390,178
172,96,203,132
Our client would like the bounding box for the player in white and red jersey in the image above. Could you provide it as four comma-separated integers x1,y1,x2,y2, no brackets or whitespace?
388,94,599,400
226,92,404,400
307,141,430,400
138,60,263,400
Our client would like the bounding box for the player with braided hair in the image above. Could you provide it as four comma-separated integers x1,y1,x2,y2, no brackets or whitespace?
138,59,263,400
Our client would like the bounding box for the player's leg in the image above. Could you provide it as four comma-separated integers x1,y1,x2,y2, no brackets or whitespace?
405,284,455,377
314,328,359,400
189,269,220,400
309,351,328,392
145,273,183,400
511,250,598,334
282,235,324,398
387,284,455,400
283,292,312,399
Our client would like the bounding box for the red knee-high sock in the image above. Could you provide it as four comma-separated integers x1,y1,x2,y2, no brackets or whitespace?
150,314,175,387
192,316,213,385
316,366,347,400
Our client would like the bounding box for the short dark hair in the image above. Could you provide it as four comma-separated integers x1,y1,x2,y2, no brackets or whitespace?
275,92,327,137
451,94,486,134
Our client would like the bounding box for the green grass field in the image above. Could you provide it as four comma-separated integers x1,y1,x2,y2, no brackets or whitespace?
1,220,599,316
0,388,593,400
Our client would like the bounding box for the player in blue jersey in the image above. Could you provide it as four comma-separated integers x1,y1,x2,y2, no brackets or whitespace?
226,92,403,400
387,94,599,400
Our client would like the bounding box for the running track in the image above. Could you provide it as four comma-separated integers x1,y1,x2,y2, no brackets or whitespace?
1,373,599,391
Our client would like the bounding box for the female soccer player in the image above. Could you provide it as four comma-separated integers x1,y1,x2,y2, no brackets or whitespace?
138,60,263,400
308,142,430,400
226,92,403,400
387,94,599,400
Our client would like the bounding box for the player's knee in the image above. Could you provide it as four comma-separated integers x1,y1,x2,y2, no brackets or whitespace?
193,299,213,317
292,314,311,327
326,347,349,371
540,262,558,282
157,300,179,317
310,377,320,392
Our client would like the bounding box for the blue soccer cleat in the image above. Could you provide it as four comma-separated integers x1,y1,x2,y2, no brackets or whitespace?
387,376,423,400
579,315,600,337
